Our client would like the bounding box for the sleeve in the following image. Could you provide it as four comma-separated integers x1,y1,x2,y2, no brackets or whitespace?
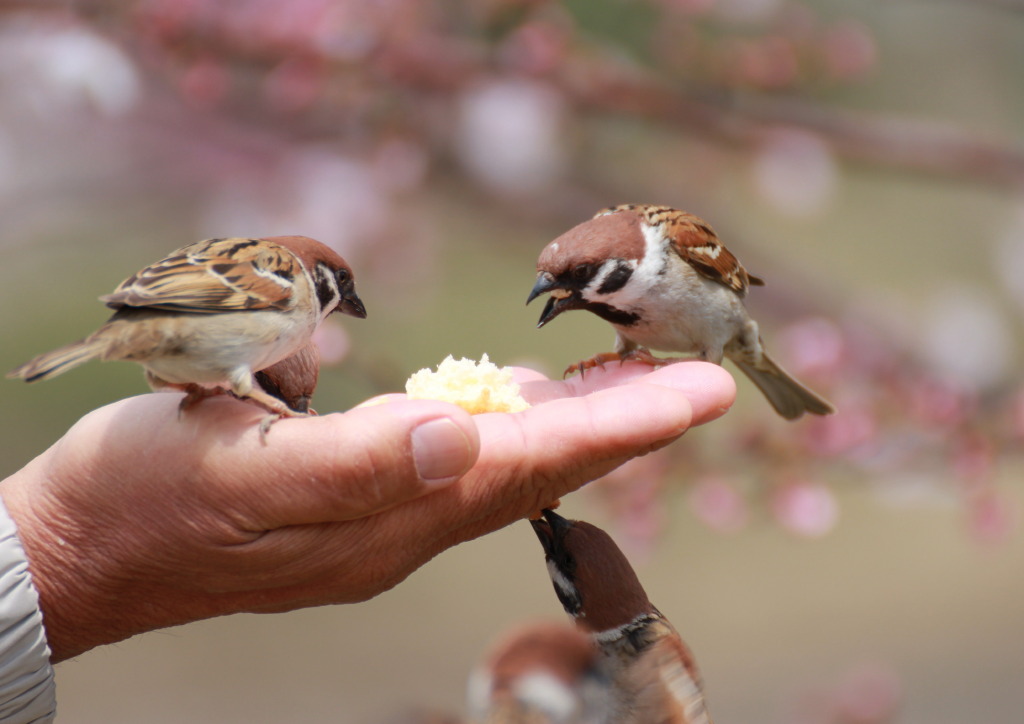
0,498,56,723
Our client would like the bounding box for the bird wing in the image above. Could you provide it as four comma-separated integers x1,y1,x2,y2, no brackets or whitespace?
659,211,763,295
99,238,300,313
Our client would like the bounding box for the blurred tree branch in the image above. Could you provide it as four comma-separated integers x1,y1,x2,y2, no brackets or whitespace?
554,58,1024,188
2,0,1023,189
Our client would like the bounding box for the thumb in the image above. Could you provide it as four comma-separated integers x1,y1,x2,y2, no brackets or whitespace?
206,399,481,530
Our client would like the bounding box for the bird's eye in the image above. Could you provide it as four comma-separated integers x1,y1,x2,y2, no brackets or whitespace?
571,264,590,281
335,269,350,283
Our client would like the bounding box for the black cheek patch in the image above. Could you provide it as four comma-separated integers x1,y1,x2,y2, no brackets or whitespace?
314,264,339,310
584,302,641,327
596,263,633,295
552,581,583,617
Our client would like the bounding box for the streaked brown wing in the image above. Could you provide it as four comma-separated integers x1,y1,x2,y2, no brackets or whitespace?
655,209,761,295
608,205,763,295
100,237,299,313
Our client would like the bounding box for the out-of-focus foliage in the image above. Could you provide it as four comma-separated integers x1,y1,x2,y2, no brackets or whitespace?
1,1,1023,722
4,0,1017,542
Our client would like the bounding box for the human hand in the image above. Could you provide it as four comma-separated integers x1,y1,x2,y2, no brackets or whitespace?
0,361,734,662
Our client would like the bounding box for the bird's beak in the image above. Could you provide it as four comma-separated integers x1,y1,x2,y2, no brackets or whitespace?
527,272,577,329
527,272,557,306
338,292,367,319
529,508,572,556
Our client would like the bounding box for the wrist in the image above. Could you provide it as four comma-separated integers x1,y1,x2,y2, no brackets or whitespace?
0,458,143,662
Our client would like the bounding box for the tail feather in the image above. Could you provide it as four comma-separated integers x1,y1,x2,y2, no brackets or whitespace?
7,339,106,383
733,352,834,420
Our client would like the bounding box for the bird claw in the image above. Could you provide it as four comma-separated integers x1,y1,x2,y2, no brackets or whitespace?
258,413,281,443
562,349,675,378
257,408,310,444
562,352,623,379
621,348,675,367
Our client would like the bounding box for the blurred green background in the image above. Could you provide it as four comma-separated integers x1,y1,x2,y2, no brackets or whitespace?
1,0,1023,722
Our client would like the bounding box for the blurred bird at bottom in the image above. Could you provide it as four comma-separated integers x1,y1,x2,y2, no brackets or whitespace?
467,620,614,723
529,509,714,724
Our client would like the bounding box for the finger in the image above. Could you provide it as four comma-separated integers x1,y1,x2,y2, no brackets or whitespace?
179,397,482,530
380,380,699,545
519,359,736,425
639,361,736,424
203,365,733,599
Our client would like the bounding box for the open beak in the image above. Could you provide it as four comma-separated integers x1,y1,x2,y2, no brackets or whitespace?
527,273,579,329
529,508,572,557
338,292,367,319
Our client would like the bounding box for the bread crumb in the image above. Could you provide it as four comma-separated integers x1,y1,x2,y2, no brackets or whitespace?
406,354,530,414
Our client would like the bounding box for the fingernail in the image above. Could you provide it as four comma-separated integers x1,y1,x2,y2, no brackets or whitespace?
411,417,474,483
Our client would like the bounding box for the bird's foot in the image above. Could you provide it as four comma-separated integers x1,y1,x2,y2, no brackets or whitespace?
235,388,310,443
563,352,623,379
620,348,678,366
562,348,674,378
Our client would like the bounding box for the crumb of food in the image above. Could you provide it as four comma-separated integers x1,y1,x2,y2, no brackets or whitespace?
527,500,561,521
405,354,530,414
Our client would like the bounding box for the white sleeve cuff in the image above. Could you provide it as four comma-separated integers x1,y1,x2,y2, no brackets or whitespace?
0,497,56,723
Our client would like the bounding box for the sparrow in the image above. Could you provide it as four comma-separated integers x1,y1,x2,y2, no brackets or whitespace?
8,235,366,434
467,620,614,724
253,341,321,414
526,204,833,420
530,509,714,724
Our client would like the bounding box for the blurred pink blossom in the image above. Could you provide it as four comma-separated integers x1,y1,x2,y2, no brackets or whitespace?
456,77,568,195
179,55,230,107
832,662,903,724
820,21,877,82
688,475,750,533
263,57,327,113
802,404,877,459
779,317,846,381
500,20,571,75
0,24,141,117
312,319,352,366
714,0,783,24
370,138,430,193
905,376,976,430
921,285,1012,391
791,662,902,724
752,130,838,217
1008,387,1024,441
731,35,800,89
590,453,673,560
966,488,1017,545
771,480,838,537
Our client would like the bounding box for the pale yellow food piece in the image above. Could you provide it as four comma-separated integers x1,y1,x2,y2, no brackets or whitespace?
405,354,530,414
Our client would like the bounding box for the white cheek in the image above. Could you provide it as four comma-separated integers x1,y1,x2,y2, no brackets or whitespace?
546,560,579,613
514,673,579,721
466,668,494,718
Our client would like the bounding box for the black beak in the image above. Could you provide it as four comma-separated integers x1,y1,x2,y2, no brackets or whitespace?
527,272,557,306
529,508,572,557
338,292,367,319
527,273,579,329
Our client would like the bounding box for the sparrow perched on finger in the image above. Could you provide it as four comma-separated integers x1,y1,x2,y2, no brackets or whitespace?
531,509,714,724
253,341,321,414
8,235,366,435
527,204,833,420
467,620,614,724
